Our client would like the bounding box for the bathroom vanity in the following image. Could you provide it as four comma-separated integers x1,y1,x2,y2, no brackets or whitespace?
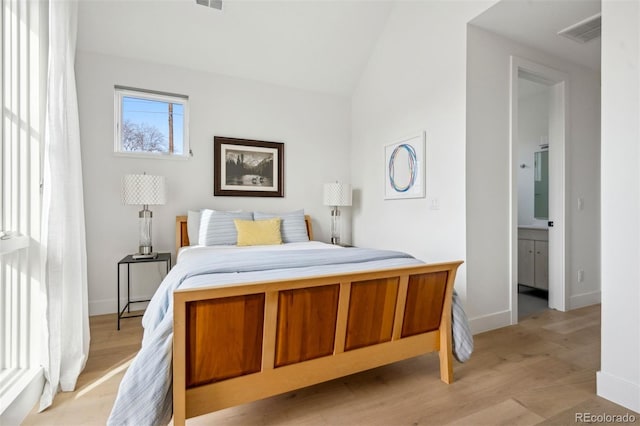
518,226,548,290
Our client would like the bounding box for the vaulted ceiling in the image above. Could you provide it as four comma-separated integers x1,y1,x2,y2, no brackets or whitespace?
77,0,394,96
77,0,600,97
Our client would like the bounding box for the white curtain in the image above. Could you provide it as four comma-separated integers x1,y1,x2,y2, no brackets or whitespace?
39,0,90,411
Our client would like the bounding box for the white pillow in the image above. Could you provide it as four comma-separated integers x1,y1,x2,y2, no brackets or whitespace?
187,210,201,245
253,209,309,243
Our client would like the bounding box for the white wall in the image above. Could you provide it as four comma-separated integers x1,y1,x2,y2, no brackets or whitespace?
517,83,550,227
76,51,351,315
597,0,640,412
351,0,496,305
466,26,601,331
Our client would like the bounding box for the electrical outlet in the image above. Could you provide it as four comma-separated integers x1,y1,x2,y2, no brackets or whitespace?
577,269,585,283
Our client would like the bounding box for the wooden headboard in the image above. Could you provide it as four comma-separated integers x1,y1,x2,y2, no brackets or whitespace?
175,214,314,254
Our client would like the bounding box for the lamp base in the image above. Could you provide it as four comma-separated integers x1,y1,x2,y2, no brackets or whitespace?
132,252,158,260
330,206,341,245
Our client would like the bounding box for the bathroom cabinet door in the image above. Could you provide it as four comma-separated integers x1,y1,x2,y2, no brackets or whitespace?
518,238,548,290
534,241,549,289
518,239,535,287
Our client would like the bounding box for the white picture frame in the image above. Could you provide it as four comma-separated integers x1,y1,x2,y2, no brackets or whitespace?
384,132,426,200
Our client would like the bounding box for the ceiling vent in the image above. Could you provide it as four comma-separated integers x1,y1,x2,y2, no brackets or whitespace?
558,13,601,44
196,0,222,11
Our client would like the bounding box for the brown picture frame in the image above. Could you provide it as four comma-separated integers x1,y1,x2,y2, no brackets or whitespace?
213,136,284,197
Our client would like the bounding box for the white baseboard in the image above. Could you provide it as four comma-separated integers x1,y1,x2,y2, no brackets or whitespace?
597,370,640,413
89,298,117,316
89,297,153,316
468,310,511,334
569,291,601,310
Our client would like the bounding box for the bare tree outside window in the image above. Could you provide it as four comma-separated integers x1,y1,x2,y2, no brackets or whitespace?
121,119,166,152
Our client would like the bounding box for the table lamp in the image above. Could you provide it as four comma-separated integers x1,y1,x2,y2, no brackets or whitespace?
323,182,352,245
123,173,166,259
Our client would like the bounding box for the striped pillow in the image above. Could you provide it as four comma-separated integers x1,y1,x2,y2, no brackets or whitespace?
198,210,253,245
253,210,309,243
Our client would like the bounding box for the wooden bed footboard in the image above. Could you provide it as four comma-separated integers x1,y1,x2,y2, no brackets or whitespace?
173,260,462,425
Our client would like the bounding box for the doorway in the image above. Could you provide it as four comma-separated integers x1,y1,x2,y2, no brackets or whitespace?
516,74,551,319
509,56,568,324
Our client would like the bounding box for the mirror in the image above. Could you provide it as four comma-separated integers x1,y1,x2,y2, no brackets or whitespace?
534,150,549,219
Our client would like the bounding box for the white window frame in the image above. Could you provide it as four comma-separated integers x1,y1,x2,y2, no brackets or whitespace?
114,86,190,159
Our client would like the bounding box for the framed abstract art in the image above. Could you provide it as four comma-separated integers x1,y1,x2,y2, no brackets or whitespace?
384,132,426,200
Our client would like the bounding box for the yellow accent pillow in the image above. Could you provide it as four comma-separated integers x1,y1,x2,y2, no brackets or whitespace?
234,218,282,246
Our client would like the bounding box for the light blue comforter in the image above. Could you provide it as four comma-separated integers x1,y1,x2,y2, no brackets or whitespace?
108,247,472,426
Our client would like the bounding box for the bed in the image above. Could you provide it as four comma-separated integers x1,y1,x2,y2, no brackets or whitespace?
108,213,471,426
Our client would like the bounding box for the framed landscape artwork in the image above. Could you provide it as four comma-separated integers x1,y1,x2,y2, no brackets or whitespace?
214,136,284,197
384,132,426,200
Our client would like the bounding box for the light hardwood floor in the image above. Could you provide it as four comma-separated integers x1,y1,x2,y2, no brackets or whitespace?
23,305,639,426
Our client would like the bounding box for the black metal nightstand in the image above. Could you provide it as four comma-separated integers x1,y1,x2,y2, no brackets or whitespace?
117,253,171,330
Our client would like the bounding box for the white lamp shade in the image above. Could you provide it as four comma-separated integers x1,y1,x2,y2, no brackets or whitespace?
123,174,166,205
323,182,352,206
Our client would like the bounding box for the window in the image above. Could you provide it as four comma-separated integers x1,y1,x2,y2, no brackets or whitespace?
114,86,190,158
1,0,47,415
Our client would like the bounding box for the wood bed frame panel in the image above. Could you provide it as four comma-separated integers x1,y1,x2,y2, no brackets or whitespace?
345,277,399,351
275,284,340,367
172,216,462,425
185,294,265,387
402,271,449,337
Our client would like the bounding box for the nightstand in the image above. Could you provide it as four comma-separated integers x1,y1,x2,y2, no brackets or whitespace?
117,252,171,330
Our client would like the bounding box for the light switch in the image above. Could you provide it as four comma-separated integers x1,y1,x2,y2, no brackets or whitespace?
429,197,440,210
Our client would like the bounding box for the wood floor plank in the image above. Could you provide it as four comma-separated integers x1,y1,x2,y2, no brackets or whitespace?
445,399,545,426
512,383,595,419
